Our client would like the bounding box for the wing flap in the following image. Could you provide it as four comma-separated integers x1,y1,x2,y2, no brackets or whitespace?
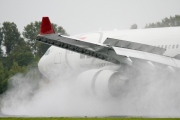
113,47,178,67
104,38,166,55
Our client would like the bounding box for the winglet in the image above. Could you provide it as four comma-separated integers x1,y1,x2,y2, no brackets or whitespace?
40,17,55,35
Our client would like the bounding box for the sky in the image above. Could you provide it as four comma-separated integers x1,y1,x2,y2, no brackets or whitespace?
0,0,180,35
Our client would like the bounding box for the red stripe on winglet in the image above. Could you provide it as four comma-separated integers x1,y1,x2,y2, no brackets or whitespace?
40,17,55,35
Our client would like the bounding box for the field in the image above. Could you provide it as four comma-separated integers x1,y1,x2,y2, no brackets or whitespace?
0,118,180,120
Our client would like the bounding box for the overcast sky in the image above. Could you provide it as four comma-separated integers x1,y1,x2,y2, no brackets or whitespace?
0,0,180,35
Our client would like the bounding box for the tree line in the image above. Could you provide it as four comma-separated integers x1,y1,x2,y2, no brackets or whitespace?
130,15,180,29
0,21,67,94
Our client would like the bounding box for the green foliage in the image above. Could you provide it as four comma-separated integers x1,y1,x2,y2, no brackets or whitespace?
8,61,26,77
0,27,3,56
2,22,21,55
52,24,67,35
0,22,30,94
145,15,180,28
1,37,34,70
0,20,67,94
130,24,138,29
15,52,34,67
23,21,67,59
11,37,34,67
0,22,35,94
0,62,7,94
22,21,41,55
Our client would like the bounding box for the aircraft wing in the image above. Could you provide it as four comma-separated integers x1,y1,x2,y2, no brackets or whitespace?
36,17,180,68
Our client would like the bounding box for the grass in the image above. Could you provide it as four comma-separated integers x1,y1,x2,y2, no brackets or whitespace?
0,118,180,120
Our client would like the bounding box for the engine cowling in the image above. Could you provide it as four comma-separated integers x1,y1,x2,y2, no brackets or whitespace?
77,69,128,97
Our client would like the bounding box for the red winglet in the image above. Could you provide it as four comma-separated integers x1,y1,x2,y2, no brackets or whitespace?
40,17,55,35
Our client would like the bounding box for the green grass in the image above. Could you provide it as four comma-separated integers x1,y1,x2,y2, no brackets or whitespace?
0,118,180,120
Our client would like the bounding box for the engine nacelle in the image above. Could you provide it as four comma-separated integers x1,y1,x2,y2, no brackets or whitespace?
77,69,128,97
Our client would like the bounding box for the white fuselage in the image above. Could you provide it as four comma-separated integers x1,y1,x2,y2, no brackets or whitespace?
38,27,180,79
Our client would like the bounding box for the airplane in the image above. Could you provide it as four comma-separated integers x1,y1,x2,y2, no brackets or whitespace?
36,17,180,96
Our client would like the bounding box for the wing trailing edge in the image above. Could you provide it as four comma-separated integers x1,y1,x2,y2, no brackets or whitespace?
104,38,166,55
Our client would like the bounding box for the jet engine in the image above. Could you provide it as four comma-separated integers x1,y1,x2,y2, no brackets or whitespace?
77,69,128,97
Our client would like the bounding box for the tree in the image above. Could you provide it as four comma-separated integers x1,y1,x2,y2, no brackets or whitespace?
22,21,41,56
1,36,34,70
130,24,138,29
8,61,26,77
23,21,67,59
0,20,68,94
145,15,180,28
2,22,21,55
11,37,34,67
0,27,3,57
0,62,7,94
